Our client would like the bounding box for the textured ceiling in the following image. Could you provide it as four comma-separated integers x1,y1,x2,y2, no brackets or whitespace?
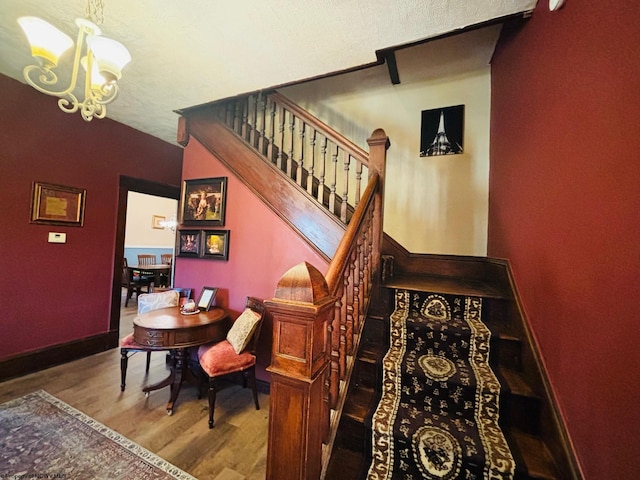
0,0,536,145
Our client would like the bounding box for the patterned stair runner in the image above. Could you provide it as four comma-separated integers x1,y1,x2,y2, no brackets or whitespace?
367,289,515,479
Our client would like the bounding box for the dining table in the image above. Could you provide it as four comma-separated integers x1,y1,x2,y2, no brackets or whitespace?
133,305,230,415
128,263,172,288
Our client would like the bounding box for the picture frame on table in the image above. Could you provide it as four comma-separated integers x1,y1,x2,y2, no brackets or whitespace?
30,181,86,226
201,230,229,261
196,286,218,311
180,177,227,226
177,229,201,257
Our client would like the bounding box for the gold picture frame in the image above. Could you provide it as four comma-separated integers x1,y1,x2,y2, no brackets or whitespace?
152,215,165,229
30,182,86,226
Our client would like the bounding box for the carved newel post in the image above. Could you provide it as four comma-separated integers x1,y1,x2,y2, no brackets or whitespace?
265,262,335,480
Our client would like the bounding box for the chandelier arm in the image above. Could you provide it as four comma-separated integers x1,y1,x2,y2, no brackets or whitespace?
81,100,105,121
22,65,69,96
58,93,81,114
96,83,119,105
21,23,91,98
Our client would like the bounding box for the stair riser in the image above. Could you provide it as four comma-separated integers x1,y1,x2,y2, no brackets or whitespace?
506,394,542,435
498,337,524,371
353,359,379,390
336,415,368,452
361,316,387,346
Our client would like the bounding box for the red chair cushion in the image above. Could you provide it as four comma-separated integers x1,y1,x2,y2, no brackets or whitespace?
198,340,256,377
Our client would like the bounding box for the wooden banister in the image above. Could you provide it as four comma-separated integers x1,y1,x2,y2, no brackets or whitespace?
266,129,389,480
210,91,375,225
268,92,370,166
180,97,390,479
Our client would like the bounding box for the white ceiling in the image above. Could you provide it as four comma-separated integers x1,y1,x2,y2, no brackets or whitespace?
0,0,536,145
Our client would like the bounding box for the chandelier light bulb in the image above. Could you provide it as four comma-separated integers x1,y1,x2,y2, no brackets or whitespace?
86,35,131,82
17,16,73,67
81,56,109,91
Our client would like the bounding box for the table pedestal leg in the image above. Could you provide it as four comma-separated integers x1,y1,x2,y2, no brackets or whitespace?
142,348,187,415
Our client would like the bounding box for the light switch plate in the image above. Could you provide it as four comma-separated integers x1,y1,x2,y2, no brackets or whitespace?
48,232,67,243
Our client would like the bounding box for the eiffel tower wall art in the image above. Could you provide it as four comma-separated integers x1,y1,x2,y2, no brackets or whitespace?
420,105,464,157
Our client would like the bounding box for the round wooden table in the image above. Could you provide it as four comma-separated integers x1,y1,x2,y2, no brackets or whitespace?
133,306,230,415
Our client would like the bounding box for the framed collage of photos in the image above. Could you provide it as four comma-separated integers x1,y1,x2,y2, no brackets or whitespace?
177,177,230,261
176,229,229,260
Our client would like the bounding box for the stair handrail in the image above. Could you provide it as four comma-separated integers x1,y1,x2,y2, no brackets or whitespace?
265,129,389,480
320,172,378,478
268,92,370,168
213,91,374,224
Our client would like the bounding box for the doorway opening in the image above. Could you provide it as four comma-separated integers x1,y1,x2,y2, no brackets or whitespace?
109,176,180,345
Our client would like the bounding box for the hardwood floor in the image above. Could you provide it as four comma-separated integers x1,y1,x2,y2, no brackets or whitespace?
0,291,269,480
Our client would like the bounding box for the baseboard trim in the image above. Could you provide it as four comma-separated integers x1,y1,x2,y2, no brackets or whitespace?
0,331,118,383
502,260,583,479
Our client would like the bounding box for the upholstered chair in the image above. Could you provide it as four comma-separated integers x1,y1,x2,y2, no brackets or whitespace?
196,297,266,428
120,290,180,391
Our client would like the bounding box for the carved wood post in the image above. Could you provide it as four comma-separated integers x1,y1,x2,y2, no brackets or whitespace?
367,128,390,283
265,262,335,480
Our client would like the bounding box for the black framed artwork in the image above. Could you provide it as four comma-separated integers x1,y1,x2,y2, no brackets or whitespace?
201,230,229,261
420,105,464,157
196,286,218,311
177,229,201,257
180,177,227,226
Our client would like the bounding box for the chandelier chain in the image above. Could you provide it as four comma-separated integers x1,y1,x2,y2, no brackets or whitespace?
86,0,105,25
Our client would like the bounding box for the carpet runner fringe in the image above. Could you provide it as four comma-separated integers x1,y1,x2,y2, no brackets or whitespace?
367,289,515,479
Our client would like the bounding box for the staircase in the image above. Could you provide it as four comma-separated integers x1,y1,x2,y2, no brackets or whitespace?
177,92,580,480
326,244,580,479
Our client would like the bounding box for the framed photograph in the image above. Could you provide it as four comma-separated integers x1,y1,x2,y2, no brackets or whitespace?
177,229,201,257
152,215,165,229
30,182,86,226
180,177,227,226
201,230,229,260
196,286,218,311
419,105,464,157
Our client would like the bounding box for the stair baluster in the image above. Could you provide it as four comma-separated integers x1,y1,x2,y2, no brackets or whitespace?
267,99,277,163
307,129,316,196
287,113,295,178
297,121,305,188
318,135,328,206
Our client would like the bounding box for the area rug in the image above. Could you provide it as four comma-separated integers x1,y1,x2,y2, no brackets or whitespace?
0,390,196,480
367,289,515,479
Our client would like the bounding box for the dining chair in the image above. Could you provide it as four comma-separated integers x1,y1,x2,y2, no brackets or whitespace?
137,254,157,266
120,290,180,391
195,296,266,428
159,254,173,285
122,257,151,307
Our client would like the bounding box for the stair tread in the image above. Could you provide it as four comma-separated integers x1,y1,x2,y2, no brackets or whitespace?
325,446,366,479
383,273,507,299
343,386,377,423
358,344,386,363
500,367,538,398
510,431,560,480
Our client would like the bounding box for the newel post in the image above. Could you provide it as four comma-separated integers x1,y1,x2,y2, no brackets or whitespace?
367,128,390,281
265,262,335,480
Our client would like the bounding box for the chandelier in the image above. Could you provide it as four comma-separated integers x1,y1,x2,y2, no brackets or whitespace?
17,0,131,121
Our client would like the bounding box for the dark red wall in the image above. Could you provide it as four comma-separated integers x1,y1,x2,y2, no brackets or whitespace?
0,74,182,360
489,3,640,478
174,138,329,381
